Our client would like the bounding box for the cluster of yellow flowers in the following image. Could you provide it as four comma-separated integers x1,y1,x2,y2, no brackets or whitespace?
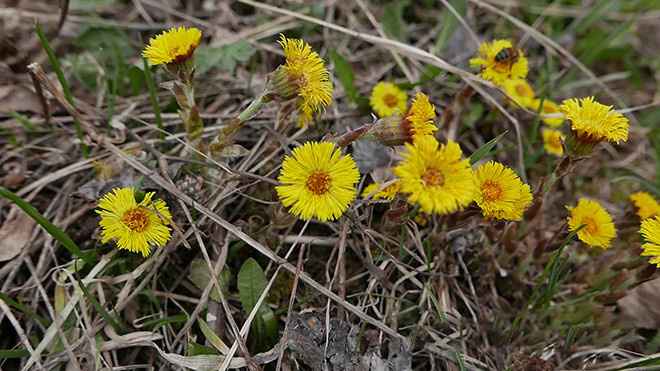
95,28,659,270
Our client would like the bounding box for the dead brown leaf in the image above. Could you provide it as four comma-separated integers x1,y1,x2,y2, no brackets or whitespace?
0,207,36,262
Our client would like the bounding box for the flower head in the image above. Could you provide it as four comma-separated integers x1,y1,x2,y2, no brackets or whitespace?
566,199,616,249
502,78,535,109
362,180,401,201
366,92,437,146
142,26,202,68
630,192,660,221
370,82,408,117
559,96,629,157
542,129,564,156
276,142,359,221
640,216,660,267
97,188,172,257
536,99,564,127
392,136,475,215
469,39,529,86
267,36,333,123
472,161,533,221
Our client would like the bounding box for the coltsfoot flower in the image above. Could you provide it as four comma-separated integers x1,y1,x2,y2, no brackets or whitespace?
97,188,172,257
366,92,437,146
370,82,408,117
502,78,535,109
276,142,360,221
542,129,564,156
537,99,564,127
142,26,202,70
392,136,475,215
267,35,333,127
629,192,660,221
361,180,401,201
472,161,533,221
639,216,660,268
559,96,629,158
469,39,529,86
566,199,616,249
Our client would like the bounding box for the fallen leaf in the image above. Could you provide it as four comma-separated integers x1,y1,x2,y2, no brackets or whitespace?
0,207,36,261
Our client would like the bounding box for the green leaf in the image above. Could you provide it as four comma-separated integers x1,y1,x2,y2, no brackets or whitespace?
189,259,231,304
0,187,94,265
195,41,256,75
188,341,220,356
198,318,230,354
237,258,268,315
237,259,278,345
382,2,409,41
330,50,357,103
468,131,508,165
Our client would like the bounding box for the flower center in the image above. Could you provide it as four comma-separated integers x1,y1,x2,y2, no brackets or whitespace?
306,170,332,195
421,169,444,187
515,84,528,96
583,217,599,235
383,93,399,108
482,180,504,202
122,208,151,233
550,136,561,148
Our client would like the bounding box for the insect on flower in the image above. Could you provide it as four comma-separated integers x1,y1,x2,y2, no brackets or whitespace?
494,42,520,71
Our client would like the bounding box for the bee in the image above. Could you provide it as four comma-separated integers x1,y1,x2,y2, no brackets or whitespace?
494,43,520,70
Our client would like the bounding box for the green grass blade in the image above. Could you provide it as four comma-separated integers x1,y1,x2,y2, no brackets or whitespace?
469,131,508,165
9,108,37,131
0,292,51,327
509,226,583,340
35,20,88,158
0,125,19,147
425,284,447,324
452,346,467,371
0,349,30,359
0,187,94,266
142,58,165,140
76,275,125,334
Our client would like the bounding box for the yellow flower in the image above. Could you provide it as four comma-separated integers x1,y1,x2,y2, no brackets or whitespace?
361,180,401,201
295,103,314,128
640,216,660,268
472,161,533,221
559,96,629,157
392,136,475,215
536,99,564,127
97,188,172,257
276,142,359,221
370,82,408,117
366,92,437,146
142,26,202,66
268,35,333,124
566,199,616,249
542,129,564,156
502,78,535,109
630,192,660,221
469,39,529,86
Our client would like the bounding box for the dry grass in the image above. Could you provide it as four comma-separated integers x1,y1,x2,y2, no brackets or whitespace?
1,0,659,370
